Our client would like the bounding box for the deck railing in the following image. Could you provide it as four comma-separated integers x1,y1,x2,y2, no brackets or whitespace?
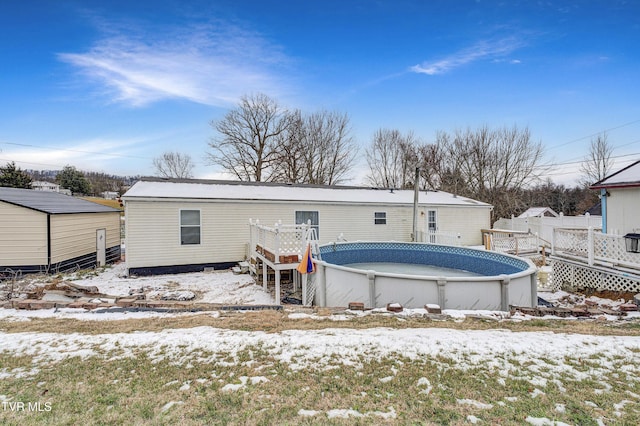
415,230,461,246
248,219,315,264
552,227,640,271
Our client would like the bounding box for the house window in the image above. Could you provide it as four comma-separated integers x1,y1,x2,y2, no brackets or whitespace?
374,211,387,225
295,211,319,239
427,210,437,243
427,210,437,231
180,210,201,245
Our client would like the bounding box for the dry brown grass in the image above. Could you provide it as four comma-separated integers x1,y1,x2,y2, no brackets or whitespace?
1,307,639,336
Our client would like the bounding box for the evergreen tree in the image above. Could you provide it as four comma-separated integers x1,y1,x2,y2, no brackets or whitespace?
56,165,91,195
0,162,32,188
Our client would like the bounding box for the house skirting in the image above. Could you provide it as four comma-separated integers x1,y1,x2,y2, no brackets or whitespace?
127,261,238,276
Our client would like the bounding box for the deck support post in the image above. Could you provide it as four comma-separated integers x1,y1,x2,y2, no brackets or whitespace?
275,269,281,305
262,261,267,290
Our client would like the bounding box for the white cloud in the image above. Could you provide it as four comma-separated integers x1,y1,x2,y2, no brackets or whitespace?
0,137,152,172
410,37,525,75
58,21,292,107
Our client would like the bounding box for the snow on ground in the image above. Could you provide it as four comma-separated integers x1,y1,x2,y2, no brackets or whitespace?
1,326,639,380
66,262,274,305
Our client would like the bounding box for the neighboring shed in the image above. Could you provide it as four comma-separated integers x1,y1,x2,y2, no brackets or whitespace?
0,187,122,275
517,207,559,218
590,159,640,235
122,178,492,275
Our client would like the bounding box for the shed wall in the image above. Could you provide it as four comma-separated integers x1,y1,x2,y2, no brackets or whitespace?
50,212,121,264
0,202,48,266
125,199,490,269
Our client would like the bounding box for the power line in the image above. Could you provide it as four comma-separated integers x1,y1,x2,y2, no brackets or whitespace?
546,118,640,152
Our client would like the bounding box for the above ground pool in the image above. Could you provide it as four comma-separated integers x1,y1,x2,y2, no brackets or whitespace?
311,242,537,311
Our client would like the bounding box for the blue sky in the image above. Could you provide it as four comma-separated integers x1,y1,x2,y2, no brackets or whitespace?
1,0,639,186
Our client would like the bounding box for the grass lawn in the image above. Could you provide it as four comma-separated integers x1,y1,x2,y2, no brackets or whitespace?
1,311,640,425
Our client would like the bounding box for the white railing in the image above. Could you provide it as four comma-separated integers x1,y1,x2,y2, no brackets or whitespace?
248,219,316,264
493,213,601,243
491,234,542,255
552,227,640,271
415,230,461,246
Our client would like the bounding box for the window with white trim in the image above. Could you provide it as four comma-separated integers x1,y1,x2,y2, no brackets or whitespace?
374,211,387,225
295,210,319,238
180,210,201,245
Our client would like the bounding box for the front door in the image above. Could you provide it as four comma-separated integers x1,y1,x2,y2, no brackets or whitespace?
96,229,106,267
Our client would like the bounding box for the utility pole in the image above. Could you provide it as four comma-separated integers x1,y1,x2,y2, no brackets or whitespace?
412,167,419,241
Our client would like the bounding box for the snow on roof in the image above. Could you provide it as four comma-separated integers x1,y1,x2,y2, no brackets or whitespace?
591,160,640,189
0,187,119,214
122,178,491,207
517,207,559,218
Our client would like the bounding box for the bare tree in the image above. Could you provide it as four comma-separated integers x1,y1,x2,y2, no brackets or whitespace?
580,132,614,186
299,110,357,185
208,93,292,181
437,125,545,222
272,109,307,183
365,129,418,189
153,152,195,179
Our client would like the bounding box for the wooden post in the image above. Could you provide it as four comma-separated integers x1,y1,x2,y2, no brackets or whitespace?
275,270,281,305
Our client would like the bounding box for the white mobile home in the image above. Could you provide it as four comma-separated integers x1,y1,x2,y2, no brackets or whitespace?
0,187,122,275
123,178,492,275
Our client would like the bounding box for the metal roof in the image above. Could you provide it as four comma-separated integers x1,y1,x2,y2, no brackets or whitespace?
591,160,640,189
0,187,120,214
123,177,492,208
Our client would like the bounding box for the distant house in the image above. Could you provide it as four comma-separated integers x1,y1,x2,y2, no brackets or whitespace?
590,160,640,235
101,191,119,200
517,207,559,218
32,181,60,192
122,178,492,275
0,187,121,275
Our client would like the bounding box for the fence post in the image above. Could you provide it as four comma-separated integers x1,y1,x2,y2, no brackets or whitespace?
551,228,556,256
587,227,594,266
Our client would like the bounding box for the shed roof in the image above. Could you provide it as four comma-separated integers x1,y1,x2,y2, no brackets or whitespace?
123,178,492,208
0,187,120,214
517,207,559,218
591,160,640,189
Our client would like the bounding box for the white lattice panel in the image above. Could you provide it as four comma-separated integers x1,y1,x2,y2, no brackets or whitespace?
554,229,588,256
593,233,640,267
551,259,640,293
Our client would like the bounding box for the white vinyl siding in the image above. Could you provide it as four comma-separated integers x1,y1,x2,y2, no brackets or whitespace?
180,210,201,245
125,199,490,269
603,187,640,235
374,211,387,225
